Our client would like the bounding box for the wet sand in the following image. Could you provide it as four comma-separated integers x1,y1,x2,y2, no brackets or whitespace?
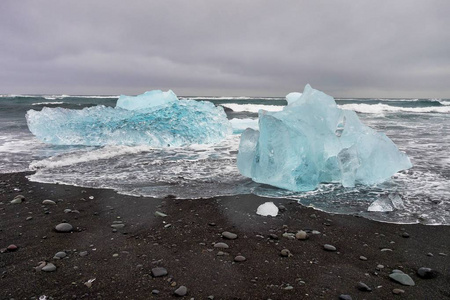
1,172,449,299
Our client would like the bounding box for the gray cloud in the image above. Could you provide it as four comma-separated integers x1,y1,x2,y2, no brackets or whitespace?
1,1,450,98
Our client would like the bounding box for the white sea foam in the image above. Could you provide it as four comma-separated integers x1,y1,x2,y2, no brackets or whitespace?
32,102,65,106
185,96,282,101
221,103,284,113
339,103,450,114
71,95,119,99
29,145,153,170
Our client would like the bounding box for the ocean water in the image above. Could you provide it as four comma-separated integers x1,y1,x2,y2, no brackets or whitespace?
1,94,449,225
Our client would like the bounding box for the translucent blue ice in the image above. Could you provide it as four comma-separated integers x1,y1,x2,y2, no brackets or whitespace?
26,91,231,147
237,85,412,191
116,90,178,111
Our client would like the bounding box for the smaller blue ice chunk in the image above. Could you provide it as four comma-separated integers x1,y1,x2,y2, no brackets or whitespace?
116,90,177,111
26,90,231,147
237,85,412,191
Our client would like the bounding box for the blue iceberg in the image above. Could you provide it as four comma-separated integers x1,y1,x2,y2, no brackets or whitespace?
116,90,178,111
26,90,232,147
237,85,412,191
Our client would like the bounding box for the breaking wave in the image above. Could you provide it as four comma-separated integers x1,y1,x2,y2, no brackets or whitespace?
339,103,450,114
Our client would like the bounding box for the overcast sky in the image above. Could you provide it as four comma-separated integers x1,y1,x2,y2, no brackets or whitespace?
1,1,449,98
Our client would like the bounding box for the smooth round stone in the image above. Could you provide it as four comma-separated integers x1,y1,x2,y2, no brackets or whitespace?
280,249,292,257
389,273,415,286
79,251,88,257
392,288,405,295
26,216,33,221
111,224,125,229
401,232,410,238
323,244,336,251
54,251,67,259
295,230,308,240
417,267,438,279
268,233,279,240
42,200,56,205
10,198,23,204
14,195,25,201
42,263,57,272
359,256,368,261
152,290,160,295
7,244,18,252
154,211,167,217
222,231,237,240
357,282,372,292
55,223,73,232
234,255,246,262
174,286,187,297
376,264,384,270
339,295,352,300
151,267,168,277
64,209,72,213
214,242,229,249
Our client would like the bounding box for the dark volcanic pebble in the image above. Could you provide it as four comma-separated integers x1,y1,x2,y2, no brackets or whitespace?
151,267,168,277
389,272,415,286
79,251,88,257
174,285,187,296
42,263,57,272
268,233,278,240
54,251,67,258
401,232,410,238
222,231,238,240
357,282,372,292
295,230,308,240
339,295,352,300
152,289,160,295
280,249,292,257
417,267,438,279
214,242,229,249
6,244,18,252
55,223,73,233
392,288,405,295
323,244,336,251
234,255,246,262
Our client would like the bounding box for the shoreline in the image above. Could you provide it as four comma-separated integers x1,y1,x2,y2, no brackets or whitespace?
1,172,449,299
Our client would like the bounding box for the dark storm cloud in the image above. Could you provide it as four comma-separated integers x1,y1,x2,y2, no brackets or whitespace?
1,1,450,97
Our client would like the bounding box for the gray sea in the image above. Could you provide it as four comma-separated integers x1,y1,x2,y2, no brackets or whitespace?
1,94,449,225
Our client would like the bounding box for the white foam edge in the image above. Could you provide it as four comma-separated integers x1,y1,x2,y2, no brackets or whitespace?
221,103,284,113
339,103,450,114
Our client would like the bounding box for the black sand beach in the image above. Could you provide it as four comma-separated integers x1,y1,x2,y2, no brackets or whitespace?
1,172,449,300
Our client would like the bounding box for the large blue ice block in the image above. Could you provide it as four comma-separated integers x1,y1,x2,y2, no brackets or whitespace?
237,85,412,191
26,91,231,147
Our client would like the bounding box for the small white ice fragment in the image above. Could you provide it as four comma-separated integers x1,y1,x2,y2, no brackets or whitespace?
389,193,405,209
368,193,405,212
256,202,279,217
368,195,394,212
